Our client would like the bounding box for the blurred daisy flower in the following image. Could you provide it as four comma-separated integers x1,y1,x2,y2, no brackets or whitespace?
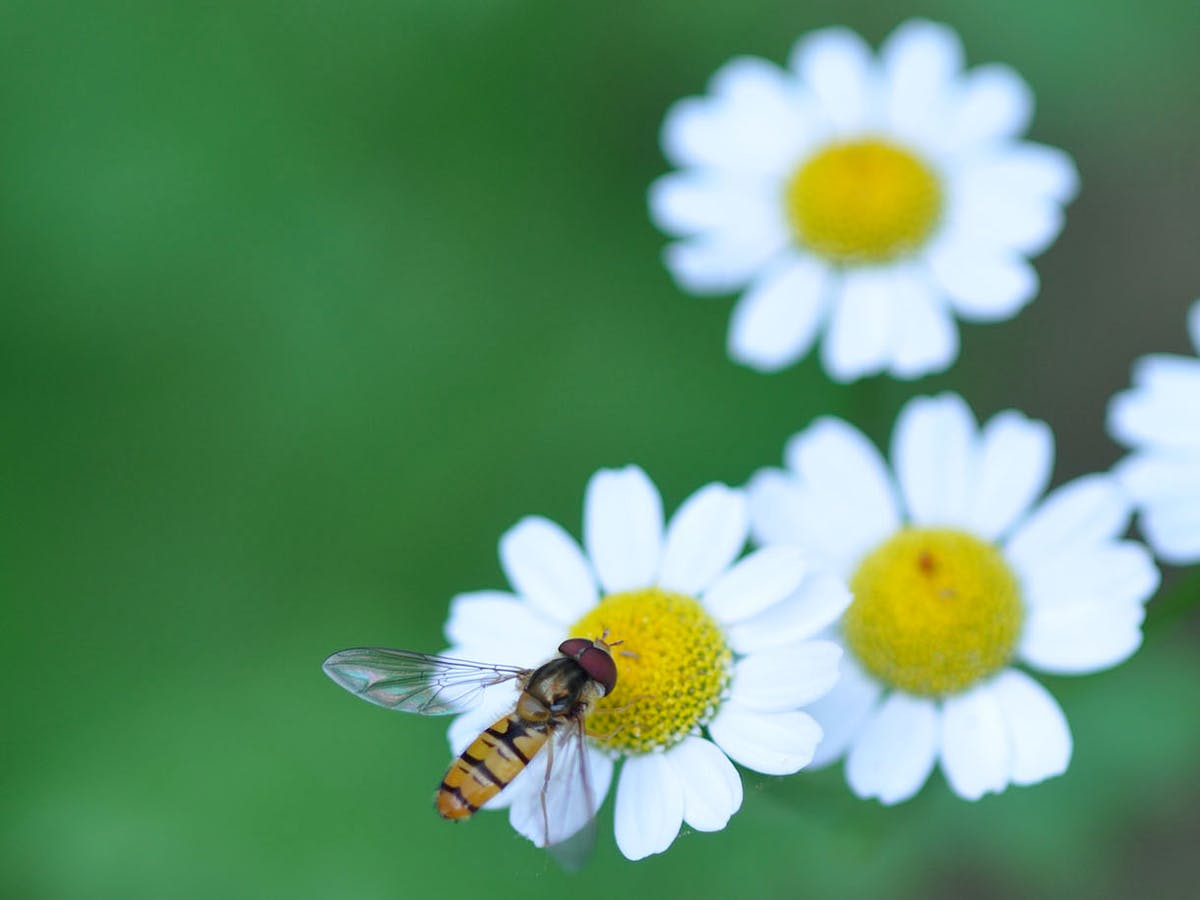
649,19,1078,381
445,465,848,859
747,393,1158,803
1108,299,1200,564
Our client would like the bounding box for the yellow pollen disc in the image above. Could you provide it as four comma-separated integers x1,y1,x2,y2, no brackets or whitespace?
844,528,1023,696
571,588,731,754
785,138,942,264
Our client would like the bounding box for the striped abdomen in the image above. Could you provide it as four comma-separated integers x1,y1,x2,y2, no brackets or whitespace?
436,713,549,820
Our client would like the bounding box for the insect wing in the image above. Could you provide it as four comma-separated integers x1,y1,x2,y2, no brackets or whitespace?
509,716,612,866
322,647,526,715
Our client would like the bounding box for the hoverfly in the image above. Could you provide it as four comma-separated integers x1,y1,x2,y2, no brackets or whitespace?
322,636,618,858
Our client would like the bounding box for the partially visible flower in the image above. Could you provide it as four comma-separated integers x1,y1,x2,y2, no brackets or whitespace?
445,465,848,859
650,19,1077,381
1108,299,1200,564
747,393,1158,803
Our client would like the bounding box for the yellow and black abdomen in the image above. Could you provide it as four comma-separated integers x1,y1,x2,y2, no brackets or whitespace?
436,713,550,820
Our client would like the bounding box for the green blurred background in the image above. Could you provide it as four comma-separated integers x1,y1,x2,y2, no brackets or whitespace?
3,1,1199,897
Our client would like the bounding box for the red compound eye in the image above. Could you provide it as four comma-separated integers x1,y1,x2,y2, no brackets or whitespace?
557,637,591,660
557,638,618,696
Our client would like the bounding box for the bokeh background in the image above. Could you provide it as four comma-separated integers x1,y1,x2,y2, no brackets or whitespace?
4,1,1199,897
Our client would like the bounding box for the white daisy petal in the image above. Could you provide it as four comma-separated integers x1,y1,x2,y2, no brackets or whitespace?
614,753,685,861
846,693,939,804
822,268,895,382
702,546,809,624
444,591,565,663
963,410,1054,540
943,63,1033,151
889,264,959,378
1020,542,1159,613
704,56,814,175
948,179,1066,255
658,483,748,595
499,517,598,625
880,19,963,143
726,572,853,653
1005,474,1131,571
584,465,664,594
929,238,1038,322
672,736,744,833
892,393,977,526
728,255,831,372
789,27,878,133
1020,599,1146,675
729,640,842,712
805,654,883,769
962,144,1080,204
1108,355,1200,449
709,702,823,775
991,669,1071,786
648,171,782,239
758,416,900,573
663,231,789,296
940,685,1010,801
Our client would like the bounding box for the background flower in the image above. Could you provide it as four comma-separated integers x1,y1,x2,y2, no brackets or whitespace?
1108,299,1200,563
747,394,1159,803
650,19,1077,381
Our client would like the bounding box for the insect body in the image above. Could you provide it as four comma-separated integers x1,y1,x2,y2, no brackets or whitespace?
322,636,618,850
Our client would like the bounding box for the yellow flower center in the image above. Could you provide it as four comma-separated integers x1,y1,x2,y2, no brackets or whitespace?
785,138,942,264
843,528,1023,696
571,588,731,754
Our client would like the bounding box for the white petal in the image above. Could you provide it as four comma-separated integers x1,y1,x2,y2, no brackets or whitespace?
614,753,684,860
444,591,564,664
821,269,895,382
508,745,615,846
846,693,938,804
728,255,831,372
946,175,1066,255
499,517,598,625
648,171,783,239
959,144,1079,204
928,238,1038,322
943,64,1033,152
805,654,883,769
991,669,1071,786
1129,476,1200,565
730,640,842,712
1020,542,1159,613
888,264,959,379
1005,474,1131,571
584,465,664,594
940,685,1010,801
1020,600,1146,675
708,702,823,775
880,19,963,144
789,27,879,134
661,57,813,176
726,571,853,653
658,483,748,595
761,416,901,573
702,546,809,624
1108,354,1200,450
671,736,743,833
892,392,978,526
963,410,1054,540
663,231,788,296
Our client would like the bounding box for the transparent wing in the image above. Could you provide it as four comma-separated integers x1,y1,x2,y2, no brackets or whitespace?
322,647,527,715
510,714,612,867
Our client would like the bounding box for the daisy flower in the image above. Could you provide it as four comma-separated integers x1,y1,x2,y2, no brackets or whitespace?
746,393,1159,803
444,465,848,860
649,19,1078,381
1108,298,1200,564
